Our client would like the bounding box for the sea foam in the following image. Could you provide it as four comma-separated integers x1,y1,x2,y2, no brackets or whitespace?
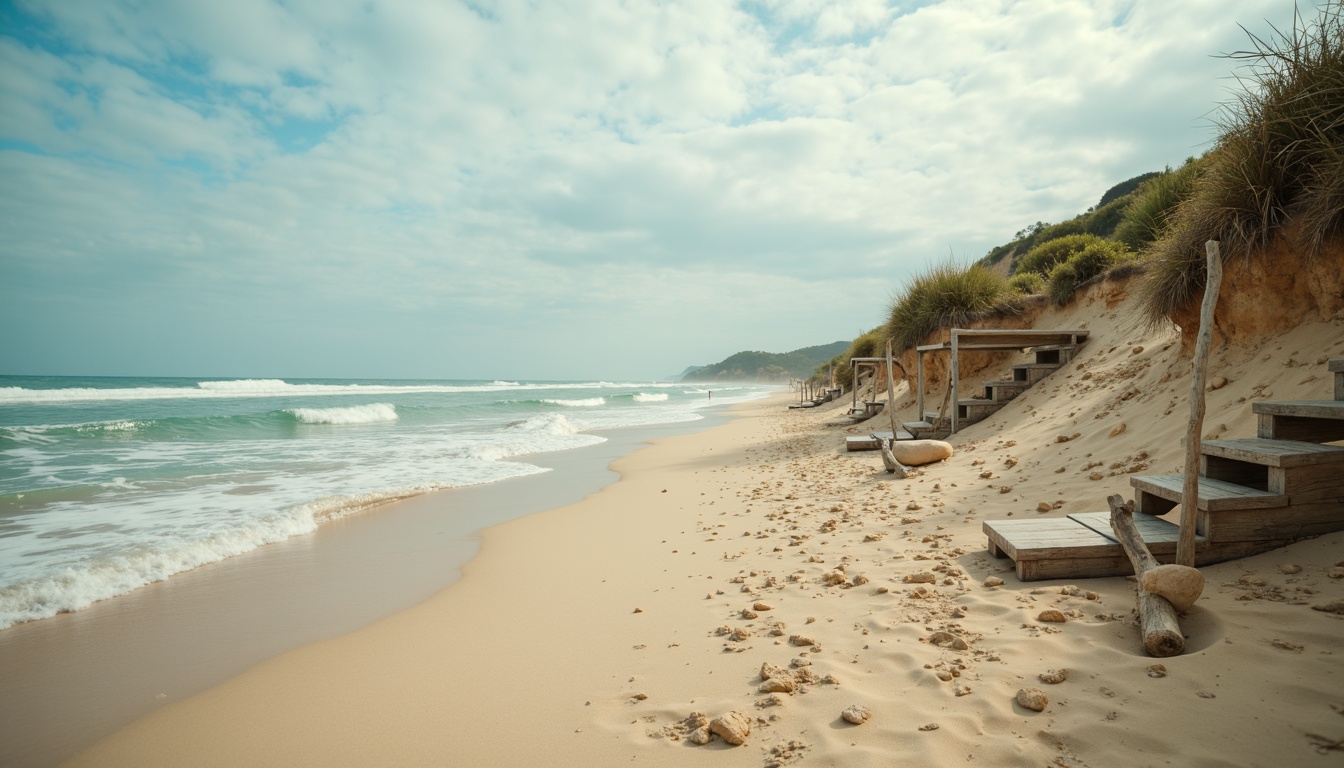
542,397,605,407
633,393,669,402
286,403,398,425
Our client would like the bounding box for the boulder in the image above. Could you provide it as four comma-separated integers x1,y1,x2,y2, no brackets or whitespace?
1139,564,1204,612
889,440,954,466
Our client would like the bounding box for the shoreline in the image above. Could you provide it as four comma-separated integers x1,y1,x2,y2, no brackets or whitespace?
0,403,743,768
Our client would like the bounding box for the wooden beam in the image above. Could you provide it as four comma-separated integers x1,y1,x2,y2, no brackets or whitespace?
1180,241,1223,566
916,349,925,422
1108,494,1185,657
885,340,901,452
950,330,960,434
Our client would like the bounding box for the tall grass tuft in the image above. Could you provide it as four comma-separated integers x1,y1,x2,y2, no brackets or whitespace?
886,261,1019,352
1114,160,1204,250
1142,2,1344,324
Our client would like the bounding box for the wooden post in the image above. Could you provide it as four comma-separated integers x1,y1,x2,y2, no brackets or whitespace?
950,330,960,434
1108,494,1185,657
1179,241,1223,567
915,349,924,421
885,341,900,441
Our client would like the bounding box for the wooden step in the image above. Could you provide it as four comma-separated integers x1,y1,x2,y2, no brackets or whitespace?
1330,358,1343,400
1130,474,1289,513
957,398,1006,422
982,379,1030,402
1011,363,1061,385
983,515,1288,581
1201,438,1344,467
1032,345,1077,366
1254,400,1344,443
846,431,912,451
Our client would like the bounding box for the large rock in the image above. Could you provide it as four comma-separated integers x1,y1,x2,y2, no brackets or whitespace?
889,440,954,466
709,711,751,745
1139,564,1204,612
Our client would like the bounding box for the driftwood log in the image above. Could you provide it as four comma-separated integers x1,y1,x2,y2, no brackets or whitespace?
1108,494,1185,657
1180,240,1224,565
876,435,909,478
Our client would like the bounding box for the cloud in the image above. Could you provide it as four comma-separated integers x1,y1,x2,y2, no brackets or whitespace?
0,0,1292,379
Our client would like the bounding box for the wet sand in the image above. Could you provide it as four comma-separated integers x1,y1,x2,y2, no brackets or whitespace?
0,413,729,768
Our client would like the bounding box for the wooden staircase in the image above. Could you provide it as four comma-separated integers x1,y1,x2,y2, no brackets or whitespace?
983,356,1344,581
907,344,1081,439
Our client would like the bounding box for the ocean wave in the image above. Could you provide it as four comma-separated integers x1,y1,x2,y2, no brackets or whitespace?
0,506,320,629
633,393,669,402
285,403,398,425
541,397,605,407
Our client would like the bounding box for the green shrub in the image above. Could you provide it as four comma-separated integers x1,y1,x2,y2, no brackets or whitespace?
1142,2,1344,324
1044,241,1135,305
1097,171,1164,208
886,261,1019,352
1114,160,1203,250
1008,272,1045,295
1015,234,1113,276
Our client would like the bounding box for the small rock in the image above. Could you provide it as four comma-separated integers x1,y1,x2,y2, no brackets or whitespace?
1209,376,1228,390
688,726,711,745
927,631,970,651
760,662,789,681
841,704,871,725
1311,600,1344,615
822,570,848,586
1146,664,1167,678
1037,609,1067,623
1278,564,1302,575
1326,567,1344,580
918,723,940,731
1139,564,1204,612
759,677,797,694
633,607,643,613
1016,687,1048,712
789,634,816,647
729,627,752,641
1036,501,1052,512
632,693,649,701
1131,345,1144,355
1038,669,1069,684
904,572,937,584
753,601,774,611
852,574,870,586
1109,422,1127,437
983,577,1004,588
709,711,751,746
741,609,759,620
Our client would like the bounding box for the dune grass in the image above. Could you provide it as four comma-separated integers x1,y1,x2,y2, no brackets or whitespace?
1113,160,1204,250
1008,271,1046,295
1141,2,1344,324
886,261,1019,353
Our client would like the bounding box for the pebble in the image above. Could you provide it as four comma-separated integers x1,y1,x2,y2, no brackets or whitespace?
789,634,816,647
983,577,1004,587
1016,687,1048,712
1038,669,1069,684
927,631,970,651
709,711,751,746
841,704,871,725
1037,609,1067,623
904,571,937,584
753,601,774,611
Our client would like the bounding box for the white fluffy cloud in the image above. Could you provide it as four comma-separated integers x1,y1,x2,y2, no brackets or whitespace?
0,0,1292,379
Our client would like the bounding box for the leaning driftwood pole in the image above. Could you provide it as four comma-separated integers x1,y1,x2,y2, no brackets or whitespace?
1108,494,1184,657
1179,241,1223,566
885,340,901,440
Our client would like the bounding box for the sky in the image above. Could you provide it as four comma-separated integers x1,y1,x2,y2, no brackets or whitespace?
0,0,1297,381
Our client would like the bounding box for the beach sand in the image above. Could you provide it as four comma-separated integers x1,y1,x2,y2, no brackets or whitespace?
65,280,1344,766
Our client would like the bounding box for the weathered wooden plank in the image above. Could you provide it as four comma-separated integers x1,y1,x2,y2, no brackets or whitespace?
1201,438,1344,468
1257,412,1344,443
1270,463,1344,501
1129,474,1289,511
1199,501,1344,542
1327,358,1344,373
1068,511,1205,545
1252,400,1344,419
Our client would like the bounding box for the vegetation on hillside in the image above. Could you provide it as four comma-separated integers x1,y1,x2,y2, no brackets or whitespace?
683,341,848,382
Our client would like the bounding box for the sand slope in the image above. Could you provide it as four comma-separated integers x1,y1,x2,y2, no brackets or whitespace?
68,279,1344,767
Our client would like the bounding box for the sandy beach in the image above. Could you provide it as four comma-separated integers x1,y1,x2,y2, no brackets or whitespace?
61,279,1344,767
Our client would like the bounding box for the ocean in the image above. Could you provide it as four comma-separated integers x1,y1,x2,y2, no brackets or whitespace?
0,375,774,629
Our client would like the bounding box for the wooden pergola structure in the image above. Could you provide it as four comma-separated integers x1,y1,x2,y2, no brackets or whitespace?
915,328,1090,435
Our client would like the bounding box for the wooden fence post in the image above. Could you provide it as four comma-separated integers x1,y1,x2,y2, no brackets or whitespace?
1179,241,1223,567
